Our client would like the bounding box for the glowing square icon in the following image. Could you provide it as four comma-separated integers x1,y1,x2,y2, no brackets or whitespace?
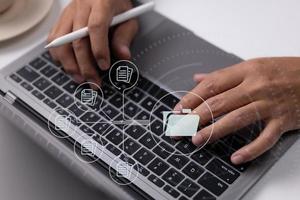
163,109,200,137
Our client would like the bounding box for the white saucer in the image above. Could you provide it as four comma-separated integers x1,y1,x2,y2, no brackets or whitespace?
0,0,54,42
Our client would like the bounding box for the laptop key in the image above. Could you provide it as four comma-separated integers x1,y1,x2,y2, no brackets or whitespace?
179,196,189,200
141,97,157,111
136,111,150,121
206,158,240,184
161,94,179,109
102,83,115,99
176,140,197,154
150,119,163,136
69,103,87,117
80,112,100,123
178,179,200,197
29,57,46,70
148,158,169,176
208,142,249,172
153,142,173,159
106,143,121,156
167,153,189,170
162,168,184,187
198,172,228,196
123,102,140,118
52,72,70,86
41,65,58,78
21,82,33,91
133,148,155,165
139,133,159,149
101,105,119,120
163,185,180,198
56,107,69,116
183,161,204,180
32,90,45,100
148,174,165,188
193,190,216,200
125,125,146,139
33,77,51,91
121,138,141,155
44,98,57,109
127,88,145,103
93,122,112,136
137,76,153,91
63,80,79,94
80,125,94,136
10,74,22,83
44,85,63,99
106,129,126,145
56,93,74,108
191,149,213,166
134,164,150,177
17,66,39,82
110,93,124,108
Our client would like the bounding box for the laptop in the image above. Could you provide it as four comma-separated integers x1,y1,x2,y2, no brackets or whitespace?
0,8,298,200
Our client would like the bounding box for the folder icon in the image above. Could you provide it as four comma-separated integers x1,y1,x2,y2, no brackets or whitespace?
163,109,200,137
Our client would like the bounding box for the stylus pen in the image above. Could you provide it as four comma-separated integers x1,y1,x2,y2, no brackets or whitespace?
45,1,155,49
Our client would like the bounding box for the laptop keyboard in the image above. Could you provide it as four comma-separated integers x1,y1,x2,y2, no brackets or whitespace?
8,51,255,200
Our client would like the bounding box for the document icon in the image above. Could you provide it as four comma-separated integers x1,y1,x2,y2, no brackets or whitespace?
116,161,134,179
81,139,97,156
55,115,71,132
81,89,97,106
116,66,133,83
163,109,200,137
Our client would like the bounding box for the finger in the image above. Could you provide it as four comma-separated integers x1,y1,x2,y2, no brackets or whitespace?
193,73,208,83
88,5,112,71
193,84,251,125
231,118,284,165
175,64,245,110
192,101,269,146
73,4,101,87
111,19,139,60
47,4,83,83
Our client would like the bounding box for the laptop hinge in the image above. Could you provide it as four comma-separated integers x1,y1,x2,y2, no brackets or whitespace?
4,91,17,104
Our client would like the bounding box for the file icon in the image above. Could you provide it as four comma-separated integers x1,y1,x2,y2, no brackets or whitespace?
163,109,200,137
116,66,133,83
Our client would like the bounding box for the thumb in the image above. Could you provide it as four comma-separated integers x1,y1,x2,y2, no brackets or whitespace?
111,19,139,60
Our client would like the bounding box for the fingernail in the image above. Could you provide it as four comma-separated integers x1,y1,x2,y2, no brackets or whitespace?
231,154,244,165
174,103,183,111
193,73,207,82
98,59,109,70
192,133,204,146
72,75,85,83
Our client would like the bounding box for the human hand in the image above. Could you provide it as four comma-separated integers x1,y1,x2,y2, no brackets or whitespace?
175,57,300,165
47,0,138,87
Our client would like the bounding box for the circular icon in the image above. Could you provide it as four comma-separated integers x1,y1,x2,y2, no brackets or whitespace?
73,134,104,164
109,60,139,92
73,82,104,112
148,91,214,156
47,107,79,139
108,155,139,186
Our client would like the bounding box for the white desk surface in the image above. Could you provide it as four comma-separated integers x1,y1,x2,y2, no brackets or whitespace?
0,0,300,200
